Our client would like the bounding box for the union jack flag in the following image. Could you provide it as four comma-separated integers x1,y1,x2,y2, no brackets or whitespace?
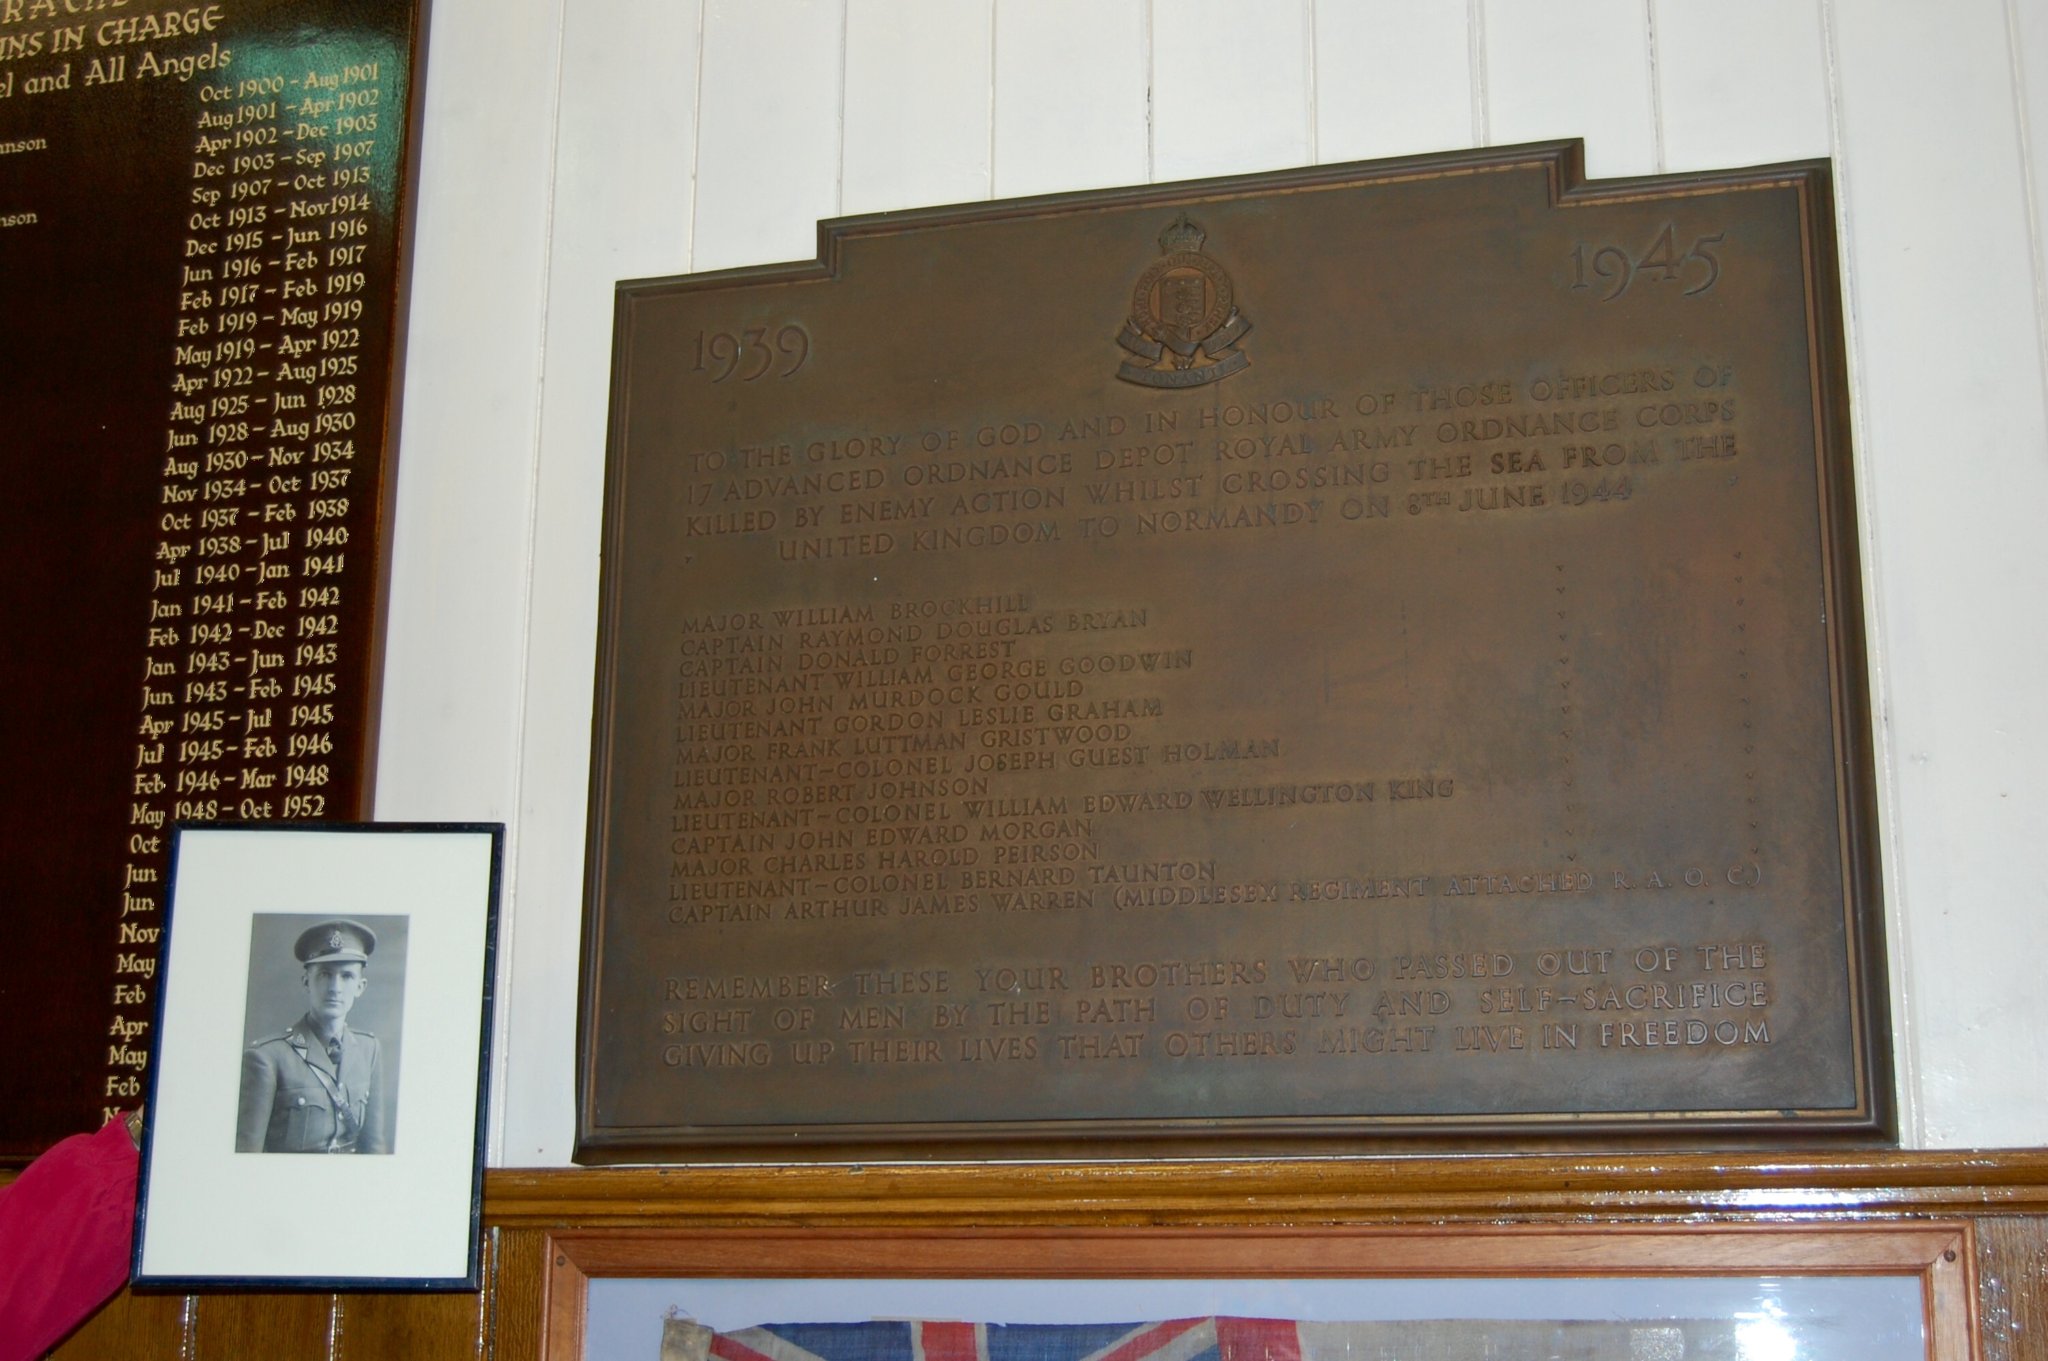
695,1319,1305,1361
660,1315,1713,1361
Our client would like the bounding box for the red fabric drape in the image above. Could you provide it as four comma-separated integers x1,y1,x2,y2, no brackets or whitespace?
0,1118,139,1361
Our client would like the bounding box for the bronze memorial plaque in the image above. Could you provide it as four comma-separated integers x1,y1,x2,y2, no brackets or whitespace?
578,143,1889,1158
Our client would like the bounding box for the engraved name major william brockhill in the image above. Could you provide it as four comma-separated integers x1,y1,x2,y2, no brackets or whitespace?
236,919,388,1154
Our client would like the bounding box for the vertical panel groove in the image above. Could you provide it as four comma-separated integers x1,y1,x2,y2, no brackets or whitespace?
1644,0,1666,171
1304,0,1319,163
477,1225,497,1360
1144,0,1157,179
688,1,708,271
2001,0,2048,455
835,0,850,216
1468,0,1490,145
1816,0,1920,1148
987,0,1001,197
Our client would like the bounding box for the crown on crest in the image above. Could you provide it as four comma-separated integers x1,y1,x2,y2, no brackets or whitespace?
1158,212,1206,255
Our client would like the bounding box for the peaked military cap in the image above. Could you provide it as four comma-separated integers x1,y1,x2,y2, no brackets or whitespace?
294,918,377,966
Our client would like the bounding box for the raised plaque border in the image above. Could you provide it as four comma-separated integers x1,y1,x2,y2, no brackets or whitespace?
577,140,1890,1159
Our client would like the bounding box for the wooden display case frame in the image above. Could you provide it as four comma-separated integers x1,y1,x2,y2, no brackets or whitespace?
541,1220,1978,1361
28,1148,2048,1357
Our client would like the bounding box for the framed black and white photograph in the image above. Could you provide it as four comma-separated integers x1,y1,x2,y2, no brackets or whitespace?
236,912,410,1157
133,823,503,1290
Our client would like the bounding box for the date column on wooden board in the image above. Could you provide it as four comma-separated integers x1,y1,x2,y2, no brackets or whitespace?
0,0,426,1158
577,142,1888,1158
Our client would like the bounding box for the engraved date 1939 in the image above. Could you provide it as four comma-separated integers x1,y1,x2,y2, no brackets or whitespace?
1569,224,1724,301
692,323,811,381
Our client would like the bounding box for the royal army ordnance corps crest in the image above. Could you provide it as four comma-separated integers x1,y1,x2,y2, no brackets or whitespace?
1116,212,1251,387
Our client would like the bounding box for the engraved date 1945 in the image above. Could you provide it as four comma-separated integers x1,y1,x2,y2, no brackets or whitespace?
1569,223,1724,301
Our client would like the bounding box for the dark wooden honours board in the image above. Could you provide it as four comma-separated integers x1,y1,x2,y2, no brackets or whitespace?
579,144,1890,1159
0,0,424,1160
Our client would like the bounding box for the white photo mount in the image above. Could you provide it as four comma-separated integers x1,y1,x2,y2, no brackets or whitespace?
133,823,503,1290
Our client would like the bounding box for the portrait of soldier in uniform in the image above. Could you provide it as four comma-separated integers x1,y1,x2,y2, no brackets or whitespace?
236,915,405,1154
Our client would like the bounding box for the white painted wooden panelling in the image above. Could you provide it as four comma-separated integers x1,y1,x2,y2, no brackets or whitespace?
1313,0,1477,163
1830,0,2048,1147
992,0,1150,198
491,0,703,1162
842,0,993,215
1652,0,1831,170
1481,0,1659,177
1151,0,1313,182
365,0,2048,1160
2017,0,2048,408
692,0,845,270
374,0,560,839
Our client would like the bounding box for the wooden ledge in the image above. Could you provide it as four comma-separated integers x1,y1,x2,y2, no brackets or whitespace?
482,1147,2048,1227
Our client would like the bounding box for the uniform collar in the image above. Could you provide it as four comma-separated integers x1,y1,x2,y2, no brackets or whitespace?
292,1013,351,1045
287,1016,354,1077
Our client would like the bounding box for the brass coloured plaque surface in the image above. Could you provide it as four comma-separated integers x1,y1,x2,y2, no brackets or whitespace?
579,144,1887,1157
